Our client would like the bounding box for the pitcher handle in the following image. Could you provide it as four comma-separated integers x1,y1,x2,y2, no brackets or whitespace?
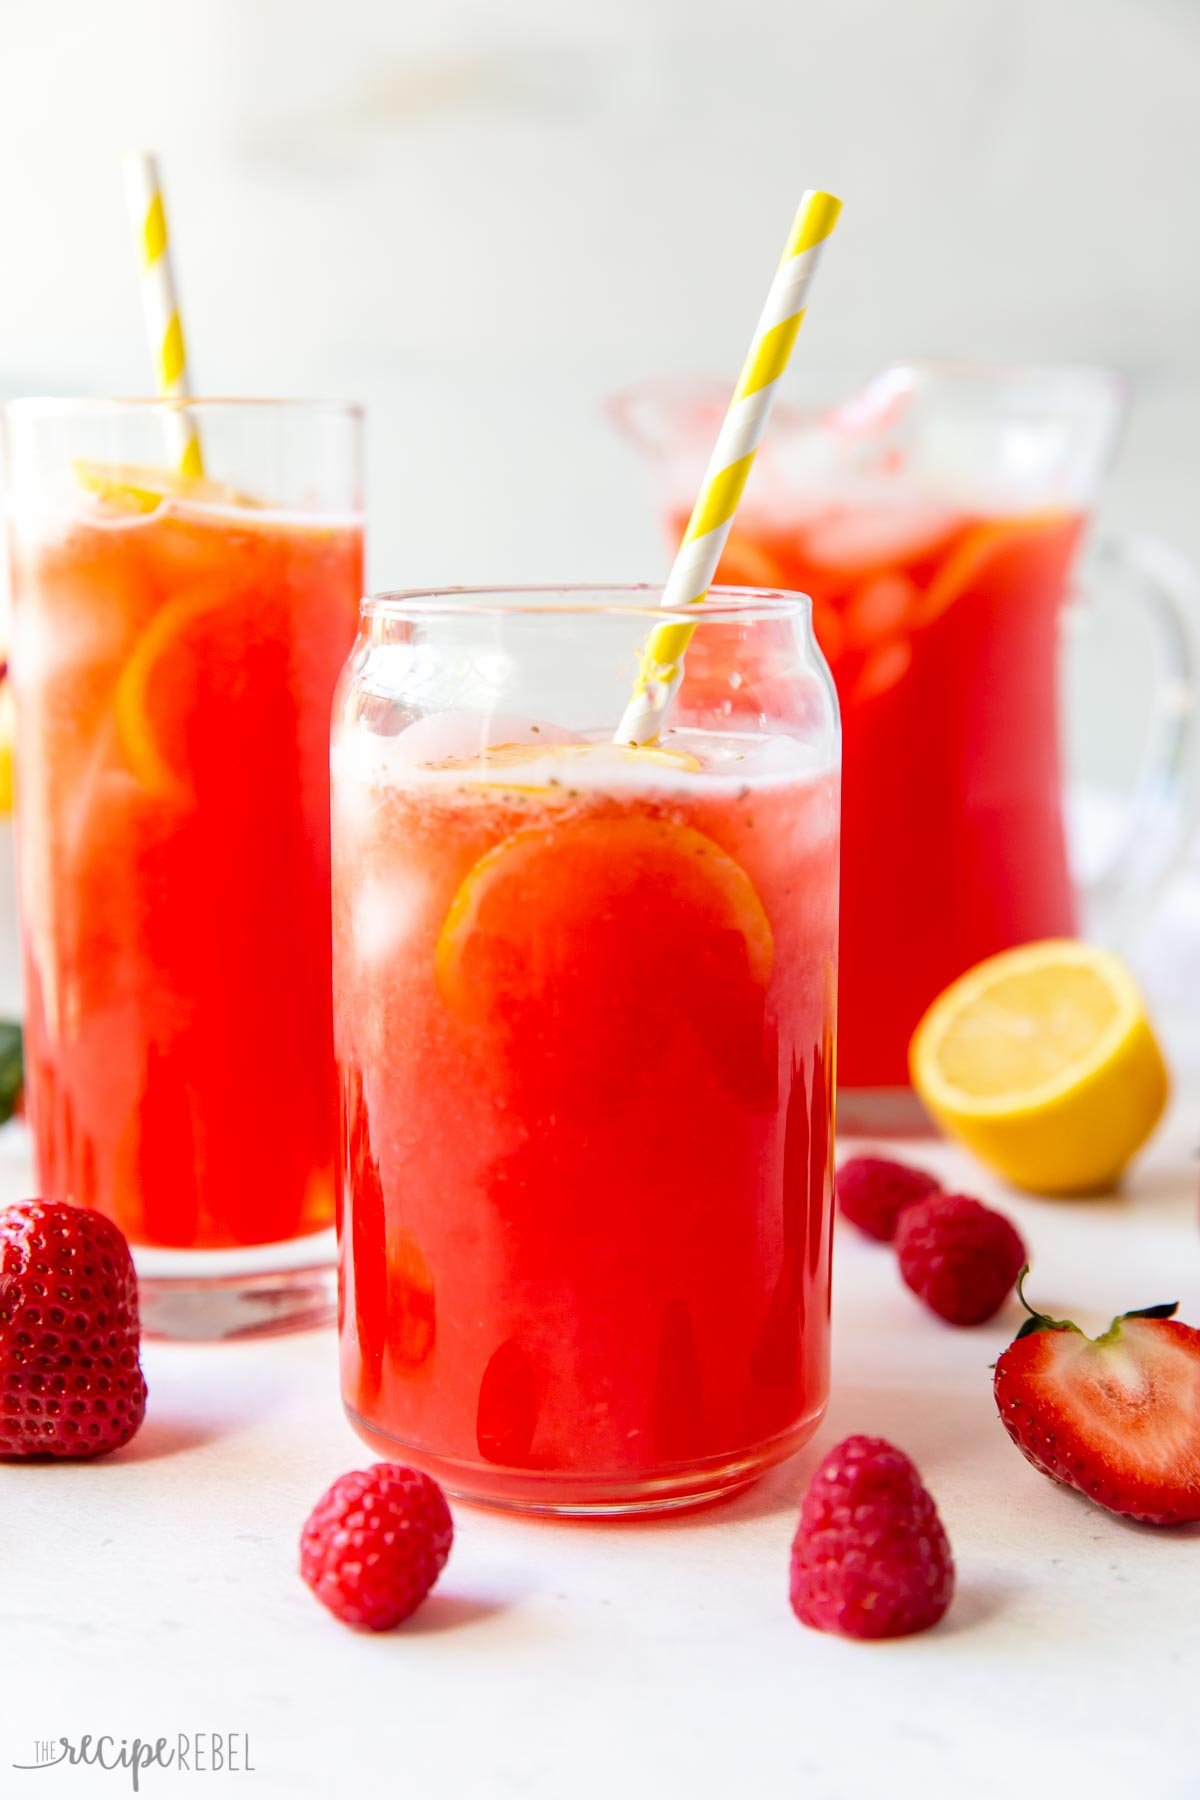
1077,531,1200,940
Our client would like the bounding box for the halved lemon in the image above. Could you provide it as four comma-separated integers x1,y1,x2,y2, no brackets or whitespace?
435,814,773,1024
910,940,1169,1195
73,459,259,515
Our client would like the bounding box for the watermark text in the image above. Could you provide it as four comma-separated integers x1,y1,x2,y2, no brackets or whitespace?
14,1733,255,1790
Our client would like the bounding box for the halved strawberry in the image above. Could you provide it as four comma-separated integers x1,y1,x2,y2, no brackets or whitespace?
993,1272,1200,1526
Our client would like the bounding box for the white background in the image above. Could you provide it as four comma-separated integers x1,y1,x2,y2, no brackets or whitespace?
1,0,1198,601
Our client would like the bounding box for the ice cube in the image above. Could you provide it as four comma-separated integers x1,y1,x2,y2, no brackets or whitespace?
803,505,958,574
8,602,125,687
352,872,430,965
688,732,823,782
843,574,919,648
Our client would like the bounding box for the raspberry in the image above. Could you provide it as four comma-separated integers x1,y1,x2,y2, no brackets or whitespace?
790,1435,954,1639
0,1200,146,1459
895,1192,1026,1326
300,1464,453,1630
835,1155,941,1242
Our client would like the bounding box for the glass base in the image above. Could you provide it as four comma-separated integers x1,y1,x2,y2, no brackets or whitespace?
837,1085,935,1137
134,1228,337,1341
343,1403,827,1517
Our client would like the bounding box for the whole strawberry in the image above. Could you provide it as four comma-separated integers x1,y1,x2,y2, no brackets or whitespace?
789,1435,954,1639
301,1464,453,1630
835,1155,941,1242
994,1275,1200,1525
0,1200,146,1459
895,1192,1026,1325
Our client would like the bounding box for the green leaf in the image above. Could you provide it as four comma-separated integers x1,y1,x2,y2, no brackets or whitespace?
0,1020,23,1125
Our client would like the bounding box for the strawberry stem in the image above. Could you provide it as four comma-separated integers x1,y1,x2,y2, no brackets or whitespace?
1095,1298,1179,1346
1013,1267,1179,1346
1013,1267,1081,1341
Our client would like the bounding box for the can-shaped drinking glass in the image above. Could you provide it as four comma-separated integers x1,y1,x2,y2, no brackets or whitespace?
332,585,839,1513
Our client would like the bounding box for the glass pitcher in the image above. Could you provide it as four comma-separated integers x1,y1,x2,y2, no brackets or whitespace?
612,364,1200,1130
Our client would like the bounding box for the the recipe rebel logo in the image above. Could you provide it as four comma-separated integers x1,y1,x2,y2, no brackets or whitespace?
12,1734,255,1789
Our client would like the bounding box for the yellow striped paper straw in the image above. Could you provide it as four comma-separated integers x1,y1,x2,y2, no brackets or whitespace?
123,151,205,477
615,189,841,745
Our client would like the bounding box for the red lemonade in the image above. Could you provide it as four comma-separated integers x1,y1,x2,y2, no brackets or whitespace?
9,484,363,1249
333,711,839,1512
671,500,1086,1094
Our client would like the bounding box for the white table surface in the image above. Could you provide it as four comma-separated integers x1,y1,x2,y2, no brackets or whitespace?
1,1104,1198,1800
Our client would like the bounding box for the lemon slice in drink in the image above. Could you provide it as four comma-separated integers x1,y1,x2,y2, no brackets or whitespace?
430,740,702,795
910,941,1169,1194
73,459,259,515
914,510,1073,629
114,585,239,802
435,815,773,1024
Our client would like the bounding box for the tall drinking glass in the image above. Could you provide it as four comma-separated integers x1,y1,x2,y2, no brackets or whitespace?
332,586,839,1513
2,399,364,1336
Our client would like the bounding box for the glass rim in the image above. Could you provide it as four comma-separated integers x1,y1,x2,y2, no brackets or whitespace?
1,396,364,422
361,583,814,625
